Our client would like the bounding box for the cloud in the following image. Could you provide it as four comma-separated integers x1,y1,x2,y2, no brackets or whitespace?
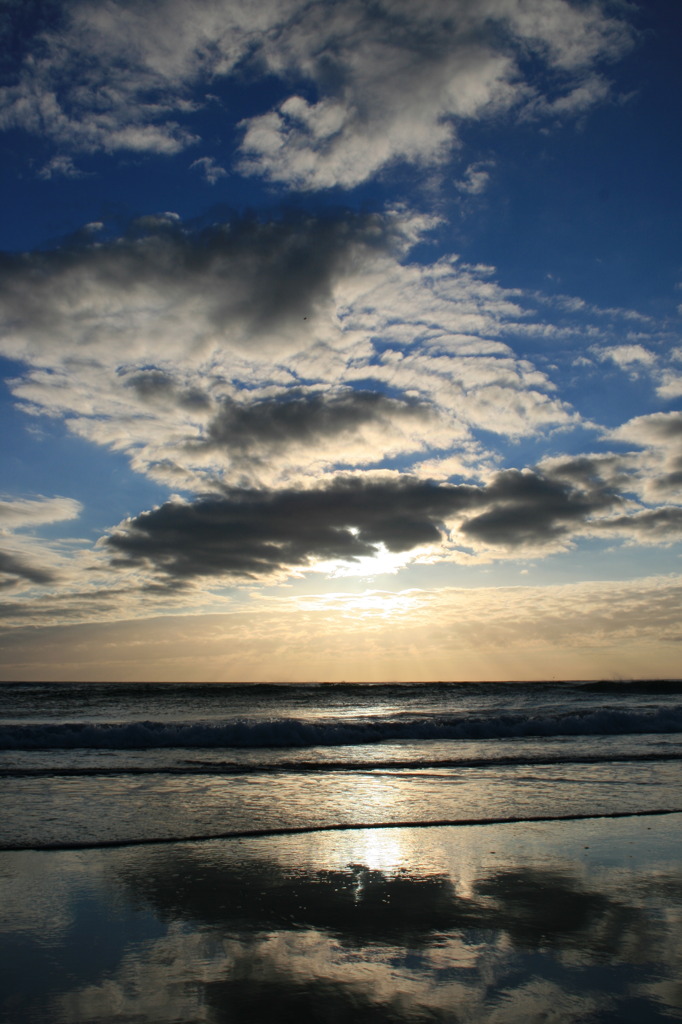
597,344,656,368
457,466,615,548
203,389,428,449
0,209,405,366
538,447,682,531
606,412,682,500
105,457,682,583
105,476,472,579
192,388,446,483
0,495,82,589
123,369,211,412
190,156,228,184
37,154,86,180
1,0,633,186
0,494,82,530
1,210,676,525
2,208,676,580
238,0,632,189
592,343,682,401
455,162,494,196
656,372,682,401
597,507,682,541
0,550,55,587
0,210,596,489
609,411,682,446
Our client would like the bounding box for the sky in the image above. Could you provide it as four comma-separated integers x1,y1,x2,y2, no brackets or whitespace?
0,0,681,682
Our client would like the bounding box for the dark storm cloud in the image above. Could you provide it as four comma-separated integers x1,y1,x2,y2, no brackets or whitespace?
106,476,475,578
201,389,433,453
598,507,682,538
538,454,629,490
0,209,402,358
123,369,210,411
0,550,55,587
458,467,616,546
654,458,682,494
105,465,633,580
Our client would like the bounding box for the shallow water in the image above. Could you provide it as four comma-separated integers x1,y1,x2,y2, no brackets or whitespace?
1,815,681,1023
1,681,681,849
2,682,681,1021
3,755,682,851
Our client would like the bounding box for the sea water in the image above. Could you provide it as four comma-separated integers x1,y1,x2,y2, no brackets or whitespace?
1,680,681,850
1,680,682,1023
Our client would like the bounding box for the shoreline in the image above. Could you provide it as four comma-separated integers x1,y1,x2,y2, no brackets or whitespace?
3,805,682,854
2,813,681,1023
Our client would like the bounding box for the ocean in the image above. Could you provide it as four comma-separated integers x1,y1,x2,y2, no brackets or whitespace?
2,680,681,849
1,680,682,1022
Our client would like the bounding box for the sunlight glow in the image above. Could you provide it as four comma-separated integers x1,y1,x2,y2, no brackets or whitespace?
355,829,409,874
294,588,423,619
312,542,435,580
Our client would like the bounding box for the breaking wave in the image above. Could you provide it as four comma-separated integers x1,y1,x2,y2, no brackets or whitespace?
2,705,682,751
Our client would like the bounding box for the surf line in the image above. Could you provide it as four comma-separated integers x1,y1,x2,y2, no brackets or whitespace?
5,807,682,853
3,751,681,777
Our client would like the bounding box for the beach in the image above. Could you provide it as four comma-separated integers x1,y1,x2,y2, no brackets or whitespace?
3,0,681,1017
1,681,681,1022
2,815,682,1023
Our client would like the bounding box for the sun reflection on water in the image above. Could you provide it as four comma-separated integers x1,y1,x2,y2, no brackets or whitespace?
353,829,408,873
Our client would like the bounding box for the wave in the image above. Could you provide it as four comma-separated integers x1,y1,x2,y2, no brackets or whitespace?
3,808,681,853
2,750,681,778
2,705,682,750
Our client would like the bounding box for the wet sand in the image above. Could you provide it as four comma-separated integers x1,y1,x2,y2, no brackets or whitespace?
1,813,681,1023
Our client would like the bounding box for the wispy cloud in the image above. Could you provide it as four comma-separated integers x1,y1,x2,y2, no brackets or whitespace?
0,209,587,490
3,574,681,681
0,0,633,186
190,156,228,184
0,495,82,590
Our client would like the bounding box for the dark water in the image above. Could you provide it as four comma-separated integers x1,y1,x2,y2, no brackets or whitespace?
2,816,681,1023
1,680,681,849
1,682,681,1022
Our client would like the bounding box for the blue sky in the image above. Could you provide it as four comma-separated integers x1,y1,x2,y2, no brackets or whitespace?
1,0,681,682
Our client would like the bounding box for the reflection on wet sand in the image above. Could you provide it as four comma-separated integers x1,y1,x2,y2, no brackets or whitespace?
118,853,645,956
1,817,681,1023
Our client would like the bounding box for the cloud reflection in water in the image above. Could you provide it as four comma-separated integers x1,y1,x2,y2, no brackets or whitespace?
1,817,681,1023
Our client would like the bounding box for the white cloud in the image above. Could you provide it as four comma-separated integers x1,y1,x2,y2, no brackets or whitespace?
1,209,674,502
656,373,682,400
1,0,633,186
455,162,494,195
0,212,588,489
0,495,83,590
528,73,611,116
238,0,632,189
597,344,656,367
0,495,82,531
591,342,682,401
190,155,228,184
37,154,86,180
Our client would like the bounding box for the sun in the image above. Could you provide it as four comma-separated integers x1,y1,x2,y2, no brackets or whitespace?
312,541,434,581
